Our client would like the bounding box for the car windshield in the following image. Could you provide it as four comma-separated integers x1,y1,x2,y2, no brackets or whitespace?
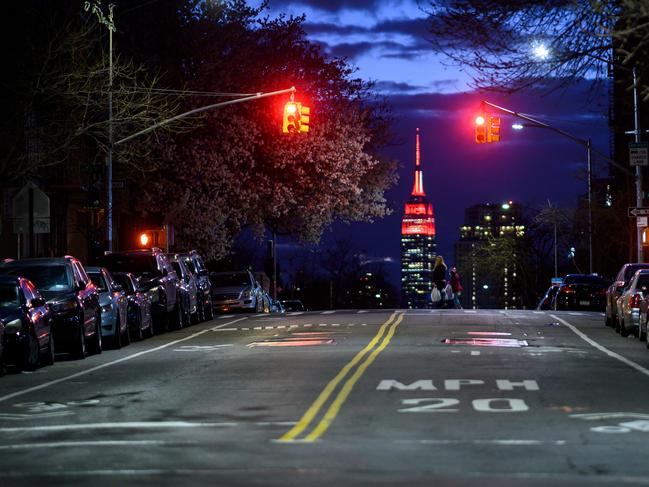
181,257,196,274
113,274,134,294
100,254,158,278
172,262,183,277
563,275,608,285
0,284,20,308
625,264,649,282
88,272,108,292
635,274,649,290
3,265,71,291
210,273,249,287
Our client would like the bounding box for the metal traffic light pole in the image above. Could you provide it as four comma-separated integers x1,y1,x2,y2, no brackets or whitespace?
482,100,599,273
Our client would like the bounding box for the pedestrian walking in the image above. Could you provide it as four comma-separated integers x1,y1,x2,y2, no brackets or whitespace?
432,256,448,309
450,266,463,309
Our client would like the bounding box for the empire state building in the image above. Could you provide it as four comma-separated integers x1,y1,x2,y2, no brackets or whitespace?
401,128,436,308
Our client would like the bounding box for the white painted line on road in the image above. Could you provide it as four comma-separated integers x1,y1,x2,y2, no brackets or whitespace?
254,327,262,330
212,328,239,332
551,314,649,379
289,325,299,329
397,439,566,446
318,323,328,327
361,323,367,326
0,317,248,405
321,311,335,315
241,327,249,331
471,351,480,356
277,325,286,329
357,310,368,314
0,440,185,450
288,312,304,316
219,315,235,319
568,312,583,316
463,310,477,314
0,421,240,433
533,311,545,314
348,323,355,327
332,324,340,327
303,324,312,327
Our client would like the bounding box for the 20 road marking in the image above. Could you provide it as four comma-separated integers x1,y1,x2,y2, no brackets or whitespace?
278,312,404,443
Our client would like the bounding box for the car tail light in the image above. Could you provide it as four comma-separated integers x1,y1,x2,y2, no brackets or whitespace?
562,285,576,294
631,293,643,308
595,288,607,296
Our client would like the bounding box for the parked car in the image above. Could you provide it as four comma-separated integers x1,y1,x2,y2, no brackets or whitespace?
0,257,101,358
606,263,649,327
280,300,306,312
616,269,649,338
177,251,213,321
98,248,181,332
112,272,154,341
169,254,199,327
87,267,129,349
270,298,285,313
210,271,265,312
0,275,54,370
537,285,559,310
551,274,609,311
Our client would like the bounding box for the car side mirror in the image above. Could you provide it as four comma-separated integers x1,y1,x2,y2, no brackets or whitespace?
31,297,46,307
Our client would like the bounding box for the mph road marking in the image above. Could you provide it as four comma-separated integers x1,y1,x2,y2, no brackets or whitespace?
0,317,248,405
278,312,404,443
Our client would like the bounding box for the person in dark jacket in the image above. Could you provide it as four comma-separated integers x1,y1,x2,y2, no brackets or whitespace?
450,266,463,309
432,256,448,309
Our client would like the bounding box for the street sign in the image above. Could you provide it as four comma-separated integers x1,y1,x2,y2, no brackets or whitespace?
629,207,649,217
12,182,50,234
630,142,648,166
638,216,648,227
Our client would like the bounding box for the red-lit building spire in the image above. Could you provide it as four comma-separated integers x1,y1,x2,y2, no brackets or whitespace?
411,127,425,197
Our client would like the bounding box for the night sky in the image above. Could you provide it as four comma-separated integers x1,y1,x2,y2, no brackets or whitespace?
263,0,610,285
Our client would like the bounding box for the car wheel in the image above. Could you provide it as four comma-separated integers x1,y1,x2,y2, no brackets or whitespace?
171,302,183,329
92,313,102,355
113,316,122,349
204,297,214,321
132,313,144,342
42,331,55,366
145,312,155,338
72,322,86,360
22,332,40,371
619,318,630,337
122,315,131,346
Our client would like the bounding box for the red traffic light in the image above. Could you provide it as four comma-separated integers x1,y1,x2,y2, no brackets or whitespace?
475,115,486,126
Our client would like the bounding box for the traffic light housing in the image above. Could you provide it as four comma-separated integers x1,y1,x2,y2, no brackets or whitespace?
488,116,501,143
299,105,310,133
475,115,487,144
283,102,300,133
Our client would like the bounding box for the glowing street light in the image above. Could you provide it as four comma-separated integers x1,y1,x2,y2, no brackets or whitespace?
532,42,550,60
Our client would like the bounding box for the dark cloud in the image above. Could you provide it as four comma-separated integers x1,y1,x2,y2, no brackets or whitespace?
374,80,460,93
271,0,384,12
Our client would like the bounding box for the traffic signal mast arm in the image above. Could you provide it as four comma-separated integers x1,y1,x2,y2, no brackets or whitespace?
481,100,634,178
115,86,297,146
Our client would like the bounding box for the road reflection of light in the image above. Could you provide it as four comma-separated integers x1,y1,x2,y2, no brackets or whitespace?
442,338,528,347
467,332,512,336
248,339,334,347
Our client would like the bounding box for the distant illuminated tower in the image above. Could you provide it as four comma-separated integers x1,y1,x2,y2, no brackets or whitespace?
401,128,436,308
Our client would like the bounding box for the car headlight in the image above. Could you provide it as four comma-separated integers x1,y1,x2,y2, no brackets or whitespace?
52,300,77,313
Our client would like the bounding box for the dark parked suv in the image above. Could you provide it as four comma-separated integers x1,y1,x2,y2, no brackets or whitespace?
0,256,102,358
98,248,181,332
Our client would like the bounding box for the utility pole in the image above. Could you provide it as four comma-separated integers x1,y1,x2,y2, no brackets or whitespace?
633,66,644,262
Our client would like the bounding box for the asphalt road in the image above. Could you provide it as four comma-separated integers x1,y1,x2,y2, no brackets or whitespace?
2,308,649,486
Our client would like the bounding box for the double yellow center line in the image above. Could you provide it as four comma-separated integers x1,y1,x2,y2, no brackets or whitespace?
278,311,404,442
